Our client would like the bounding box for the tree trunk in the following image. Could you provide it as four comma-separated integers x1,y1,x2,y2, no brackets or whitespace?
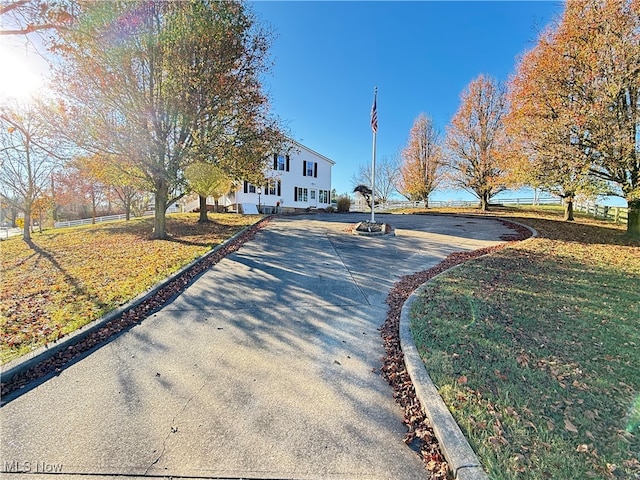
152,180,168,239
564,196,574,221
91,187,97,224
125,199,131,221
107,190,112,215
11,207,18,227
198,195,209,223
23,209,31,241
480,192,489,211
627,199,640,237
424,196,429,209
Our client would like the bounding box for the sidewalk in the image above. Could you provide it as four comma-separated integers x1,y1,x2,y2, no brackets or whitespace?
0,213,514,479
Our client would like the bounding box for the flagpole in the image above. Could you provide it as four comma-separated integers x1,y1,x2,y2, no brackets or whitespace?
370,87,377,224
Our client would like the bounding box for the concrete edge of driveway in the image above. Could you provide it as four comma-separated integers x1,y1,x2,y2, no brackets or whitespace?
399,220,537,480
0,220,264,384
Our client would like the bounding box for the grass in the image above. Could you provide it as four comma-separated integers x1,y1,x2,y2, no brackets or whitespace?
0,213,260,364
405,206,640,479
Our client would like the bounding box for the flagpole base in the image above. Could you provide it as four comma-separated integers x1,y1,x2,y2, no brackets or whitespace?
353,221,388,236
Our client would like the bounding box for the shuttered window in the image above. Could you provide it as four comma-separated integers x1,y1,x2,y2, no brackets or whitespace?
303,161,317,177
273,154,289,171
266,179,280,196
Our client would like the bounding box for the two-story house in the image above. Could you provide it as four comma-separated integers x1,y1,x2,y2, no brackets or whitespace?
220,140,335,214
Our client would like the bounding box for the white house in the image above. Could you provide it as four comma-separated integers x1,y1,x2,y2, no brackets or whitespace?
220,140,335,214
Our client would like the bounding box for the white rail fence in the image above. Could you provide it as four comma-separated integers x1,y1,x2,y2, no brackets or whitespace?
351,196,562,212
351,197,629,225
54,212,158,229
575,202,629,225
51,197,630,229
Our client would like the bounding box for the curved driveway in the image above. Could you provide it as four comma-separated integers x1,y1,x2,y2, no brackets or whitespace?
1,213,514,480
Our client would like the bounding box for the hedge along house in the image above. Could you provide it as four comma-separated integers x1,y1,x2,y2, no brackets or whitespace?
221,141,335,214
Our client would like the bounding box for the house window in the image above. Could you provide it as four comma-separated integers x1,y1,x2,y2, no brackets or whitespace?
265,179,280,196
303,160,317,177
243,181,257,193
273,154,289,172
310,190,316,200
294,187,308,202
319,190,329,203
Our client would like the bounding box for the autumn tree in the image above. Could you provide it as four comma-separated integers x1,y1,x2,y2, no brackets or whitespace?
567,0,640,235
0,100,62,240
507,0,640,232
398,113,443,206
505,26,604,221
351,155,399,204
445,75,508,211
31,193,52,231
185,162,233,222
0,0,73,36
52,1,285,239
74,154,147,221
54,160,106,221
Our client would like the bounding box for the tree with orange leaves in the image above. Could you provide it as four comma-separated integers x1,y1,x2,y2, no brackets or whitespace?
445,75,508,211
398,113,443,206
0,1,73,36
572,0,640,236
506,0,639,232
504,23,605,221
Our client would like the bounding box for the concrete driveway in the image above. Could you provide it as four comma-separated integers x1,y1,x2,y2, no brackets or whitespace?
0,213,514,480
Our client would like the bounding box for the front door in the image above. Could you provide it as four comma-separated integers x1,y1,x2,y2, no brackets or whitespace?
310,189,317,208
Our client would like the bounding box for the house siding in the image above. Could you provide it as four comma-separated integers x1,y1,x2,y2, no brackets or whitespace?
223,141,334,213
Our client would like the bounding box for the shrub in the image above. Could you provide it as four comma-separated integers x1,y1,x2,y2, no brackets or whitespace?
336,195,351,213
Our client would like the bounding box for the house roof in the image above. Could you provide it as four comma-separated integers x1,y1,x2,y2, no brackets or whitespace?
291,139,336,166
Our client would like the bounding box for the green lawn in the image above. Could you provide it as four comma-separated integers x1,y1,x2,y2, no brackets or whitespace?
0,213,260,364
407,208,640,479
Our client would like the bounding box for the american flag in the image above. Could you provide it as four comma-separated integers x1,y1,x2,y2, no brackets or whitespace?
370,89,378,133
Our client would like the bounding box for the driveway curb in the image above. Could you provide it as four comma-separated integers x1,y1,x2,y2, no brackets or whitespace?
1,220,264,384
399,220,537,480
400,272,489,480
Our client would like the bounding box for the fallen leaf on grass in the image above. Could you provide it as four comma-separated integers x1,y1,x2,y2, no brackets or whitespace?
488,435,508,447
495,369,508,381
564,418,579,433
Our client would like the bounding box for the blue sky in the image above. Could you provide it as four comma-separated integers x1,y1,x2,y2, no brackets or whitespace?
250,1,566,200
2,1,573,202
